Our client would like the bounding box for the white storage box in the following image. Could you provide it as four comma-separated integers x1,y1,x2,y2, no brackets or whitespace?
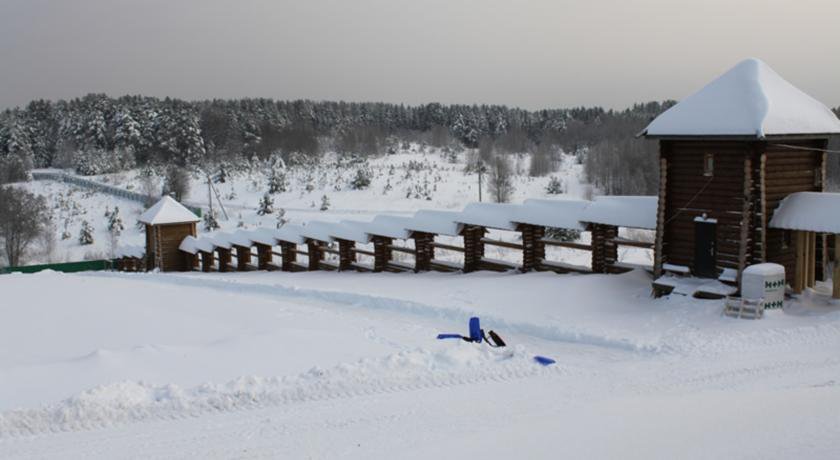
741,263,785,309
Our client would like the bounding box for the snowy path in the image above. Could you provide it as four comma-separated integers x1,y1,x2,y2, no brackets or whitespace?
2,270,840,458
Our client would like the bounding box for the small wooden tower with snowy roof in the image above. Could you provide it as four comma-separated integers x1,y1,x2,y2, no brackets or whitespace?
138,196,200,271
642,58,840,289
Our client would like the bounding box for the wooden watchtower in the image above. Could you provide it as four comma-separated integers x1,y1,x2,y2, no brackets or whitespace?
139,196,201,271
642,59,840,286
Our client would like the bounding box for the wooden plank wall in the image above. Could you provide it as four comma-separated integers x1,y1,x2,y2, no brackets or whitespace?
520,224,545,272
157,223,196,271
462,225,486,273
413,232,435,272
591,224,618,273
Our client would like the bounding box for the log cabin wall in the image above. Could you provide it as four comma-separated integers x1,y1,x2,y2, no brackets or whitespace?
763,140,826,285
413,232,435,272
154,223,196,271
338,239,356,271
462,225,486,273
519,224,545,272
372,236,393,272
659,140,753,277
280,242,297,272
590,224,618,273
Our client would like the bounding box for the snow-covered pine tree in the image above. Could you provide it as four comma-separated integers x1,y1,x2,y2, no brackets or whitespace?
107,206,124,236
350,166,372,190
257,192,274,215
78,220,94,245
545,176,565,194
275,208,288,228
319,195,330,211
203,210,220,231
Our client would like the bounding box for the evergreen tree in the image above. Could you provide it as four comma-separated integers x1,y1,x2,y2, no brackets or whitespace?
545,176,565,194
203,209,220,231
78,220,94,245
107,206,124,236
319,194,330,211
257,192,274,215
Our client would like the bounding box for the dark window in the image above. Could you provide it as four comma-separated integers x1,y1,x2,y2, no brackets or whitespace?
703,153,714,177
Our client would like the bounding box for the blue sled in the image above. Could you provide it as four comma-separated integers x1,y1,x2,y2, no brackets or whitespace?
437,334,464,340
533,356,556,366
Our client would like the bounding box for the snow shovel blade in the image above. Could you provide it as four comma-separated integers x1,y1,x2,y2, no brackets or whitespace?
533,356,556,366
437,334,464,340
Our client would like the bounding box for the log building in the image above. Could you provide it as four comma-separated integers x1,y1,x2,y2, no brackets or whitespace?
642,59,840,289
139,196,200,271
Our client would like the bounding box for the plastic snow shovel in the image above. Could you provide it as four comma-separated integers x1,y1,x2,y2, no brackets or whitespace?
437,317,484,342
533,356,556,366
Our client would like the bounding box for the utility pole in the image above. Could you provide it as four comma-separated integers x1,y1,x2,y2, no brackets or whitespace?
477,159,485,202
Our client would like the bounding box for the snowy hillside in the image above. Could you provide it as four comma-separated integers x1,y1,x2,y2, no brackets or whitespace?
1,269,840,458
15,145,647,268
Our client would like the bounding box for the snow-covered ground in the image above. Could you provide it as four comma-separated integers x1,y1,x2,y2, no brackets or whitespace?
2,269,840,458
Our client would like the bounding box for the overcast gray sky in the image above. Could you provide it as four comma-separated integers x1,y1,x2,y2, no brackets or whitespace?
1,0,838,110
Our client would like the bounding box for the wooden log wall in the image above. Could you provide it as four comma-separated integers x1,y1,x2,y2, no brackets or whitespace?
660,141,751,277
234,245,252,271
338,239,356,271
306,241,323,271
144,222,196,272
462,225,486,273
255,243,273,270
590,224,618,273
200,251,213,272
763,141,825,286
520,224,545,272
372,236,393,272
413,232,435,271
653,154,668,279
217,248,232,272
280,242,298,272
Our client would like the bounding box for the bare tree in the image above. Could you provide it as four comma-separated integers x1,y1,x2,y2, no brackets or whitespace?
0,186,50,266
163,166,191,202
487,155,515,203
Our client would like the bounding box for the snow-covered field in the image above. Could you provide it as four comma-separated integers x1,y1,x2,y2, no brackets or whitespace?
2,269,840,458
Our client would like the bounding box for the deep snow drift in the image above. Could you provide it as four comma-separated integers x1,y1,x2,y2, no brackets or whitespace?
2,269,840,458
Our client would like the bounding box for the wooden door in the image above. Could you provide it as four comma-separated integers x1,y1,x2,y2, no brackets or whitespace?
694,221,717,278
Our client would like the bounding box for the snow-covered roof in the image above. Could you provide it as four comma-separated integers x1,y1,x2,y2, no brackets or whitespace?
300,221,338,243
228,230,255,248
209,232,233,250
407,210,465,236
457,203,520,231
115,245,145,259
274,224,307,245
331,220,374,244
194,237,216,253
138,196,200,225
580,196,658,230
519,198,589,230
178,236,199,255
642,58,840,139
769,192,840,233
364,215,416,239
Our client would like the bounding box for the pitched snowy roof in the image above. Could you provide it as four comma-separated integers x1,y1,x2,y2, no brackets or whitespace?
580,196,658,230
228,230,256,247
274,224,307,244
642,58,840,139
456,203,522,231
331,220,374,244
769,192,840,233
193,237,216,253
178,236,199,255
407,210,465,236
365,215,416,239
300,221,338,243
138,196,200,225
519,198,589,230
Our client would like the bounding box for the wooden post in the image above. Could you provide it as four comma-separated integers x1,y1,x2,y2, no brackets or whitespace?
808,231,817,288
255,243,272,270
737,154,753,283
413,232,435,272
519,224,544,272
338,239,356,271
372,236,393,272
235,245,252,271
834,235,840,299
200,251,213,272
653,152,668,279
591,224,618,274
794,231,805,293
217,248,232,272
280,242,297,272
307,240,322,271
462,225,486,273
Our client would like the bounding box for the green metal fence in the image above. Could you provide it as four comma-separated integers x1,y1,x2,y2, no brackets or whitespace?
0,259,114,275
